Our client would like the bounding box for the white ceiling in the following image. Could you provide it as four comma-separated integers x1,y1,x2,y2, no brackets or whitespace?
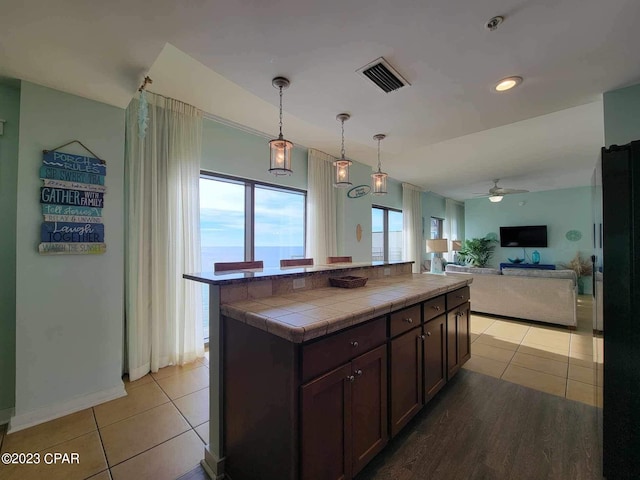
1,0,638,199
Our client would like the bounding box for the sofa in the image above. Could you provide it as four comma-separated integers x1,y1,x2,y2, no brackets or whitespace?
444,264,578,328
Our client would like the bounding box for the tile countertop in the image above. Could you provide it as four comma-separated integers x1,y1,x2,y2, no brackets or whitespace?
221,273,472,343
184,261,413,285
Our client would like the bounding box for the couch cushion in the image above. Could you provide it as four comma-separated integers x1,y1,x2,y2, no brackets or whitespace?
501,268,577,285
445,264,501,275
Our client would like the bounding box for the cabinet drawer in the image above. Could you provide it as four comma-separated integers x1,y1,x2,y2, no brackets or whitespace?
446,287,470,310
302,317,386,383
390,304,421,337
423,296,445,322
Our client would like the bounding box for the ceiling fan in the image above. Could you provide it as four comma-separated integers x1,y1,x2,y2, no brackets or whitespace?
474,179,529,202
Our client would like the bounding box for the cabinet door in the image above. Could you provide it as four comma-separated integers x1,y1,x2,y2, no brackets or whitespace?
423,315,447,401
351,344,388,476
389,327,423,437
458,302,471,366
447,310,460,379
301,363,353,480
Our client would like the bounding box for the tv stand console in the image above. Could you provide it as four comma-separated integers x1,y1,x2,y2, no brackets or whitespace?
499,263,556,271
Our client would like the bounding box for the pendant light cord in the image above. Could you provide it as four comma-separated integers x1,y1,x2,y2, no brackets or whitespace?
377,138,382,172
340,119,346,159
278,86,284,139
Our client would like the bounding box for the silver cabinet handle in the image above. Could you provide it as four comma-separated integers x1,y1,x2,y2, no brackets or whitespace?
355,369,363,376
347,375,355,382
420,334,426,340
350,341,359,348
404,317,413,323
426,331,431,337
456,295,464,299
433,305,441,311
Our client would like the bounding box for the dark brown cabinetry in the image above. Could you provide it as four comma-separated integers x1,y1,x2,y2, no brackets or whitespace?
389,325,423,437
351,345,388,475
446,301,470,379
423,314,447,401
301,363,352,480
301,345,387,480
223,284,471,480
389,288,470,439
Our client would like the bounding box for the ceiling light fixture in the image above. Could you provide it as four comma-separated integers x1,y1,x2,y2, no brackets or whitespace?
268,77,293,176
485,15,504,31
371,134,388,195
489,194,504,203
334,113,353,188
494,76,523,92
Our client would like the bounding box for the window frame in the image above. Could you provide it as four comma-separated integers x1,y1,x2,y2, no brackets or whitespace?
199,171,307,262
372,205,402,262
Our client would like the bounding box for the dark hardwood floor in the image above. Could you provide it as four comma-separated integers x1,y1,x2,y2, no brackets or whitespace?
177,463,210,480
179,369,601,480
357,369,601,480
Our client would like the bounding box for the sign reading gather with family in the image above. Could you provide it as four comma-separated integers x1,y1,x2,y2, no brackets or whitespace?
38,149,107,255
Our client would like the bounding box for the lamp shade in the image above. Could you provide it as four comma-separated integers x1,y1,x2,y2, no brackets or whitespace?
451,240,463,251
489,195,503,203
426,238,448,253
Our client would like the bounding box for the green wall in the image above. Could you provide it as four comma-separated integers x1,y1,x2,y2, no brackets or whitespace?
0,82,20,422
201,118,308,189
13,82,126,428
464,186,592,283
336,161,373,262
604,83,640,147
422,191,447,265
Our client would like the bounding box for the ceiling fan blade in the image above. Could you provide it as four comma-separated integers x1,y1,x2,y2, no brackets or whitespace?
502,188,529,194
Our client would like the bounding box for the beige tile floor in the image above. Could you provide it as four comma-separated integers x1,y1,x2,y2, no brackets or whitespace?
0,352,210,480
463,295,603,407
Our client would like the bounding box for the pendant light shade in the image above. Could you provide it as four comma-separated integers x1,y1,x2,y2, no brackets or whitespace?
269,77,293,176
371,133,388,195
334,113,353,188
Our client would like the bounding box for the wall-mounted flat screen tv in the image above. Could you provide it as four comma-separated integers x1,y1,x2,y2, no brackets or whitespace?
499,225,548,247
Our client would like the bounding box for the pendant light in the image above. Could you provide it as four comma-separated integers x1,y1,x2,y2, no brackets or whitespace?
371,134,388,195
334,113,352,187
269,77,293,176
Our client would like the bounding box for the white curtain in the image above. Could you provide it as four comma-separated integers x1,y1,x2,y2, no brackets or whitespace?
402,183,423,273
125,93,204,381
306,149,337,264
444,198,464,262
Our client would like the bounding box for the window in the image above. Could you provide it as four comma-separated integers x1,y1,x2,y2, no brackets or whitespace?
200,173,306,339
372,206,403,262
430,217,444,239
254,184,306,267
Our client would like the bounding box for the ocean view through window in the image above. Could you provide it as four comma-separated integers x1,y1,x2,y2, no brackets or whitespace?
372,206,402,262
200,174,306,339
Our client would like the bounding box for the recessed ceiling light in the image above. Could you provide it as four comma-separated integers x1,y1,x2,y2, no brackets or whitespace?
494,76,523,92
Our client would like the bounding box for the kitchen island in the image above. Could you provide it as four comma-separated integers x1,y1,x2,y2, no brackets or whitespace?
184,262,472,480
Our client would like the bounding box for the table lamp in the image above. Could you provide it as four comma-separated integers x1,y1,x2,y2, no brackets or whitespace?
426,239,448,274
451,240,462,265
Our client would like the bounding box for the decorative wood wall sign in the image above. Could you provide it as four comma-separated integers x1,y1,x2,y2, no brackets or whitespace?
38,142,107,255
347,184,371,199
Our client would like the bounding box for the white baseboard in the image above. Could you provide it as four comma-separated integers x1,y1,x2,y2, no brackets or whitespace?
0,407,14,426
8,383,126,433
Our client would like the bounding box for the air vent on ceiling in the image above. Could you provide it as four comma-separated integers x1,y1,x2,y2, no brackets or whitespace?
356,57,410,93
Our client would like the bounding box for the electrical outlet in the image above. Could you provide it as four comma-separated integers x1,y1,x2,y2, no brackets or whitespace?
293,278,305,289
384,268,391,276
